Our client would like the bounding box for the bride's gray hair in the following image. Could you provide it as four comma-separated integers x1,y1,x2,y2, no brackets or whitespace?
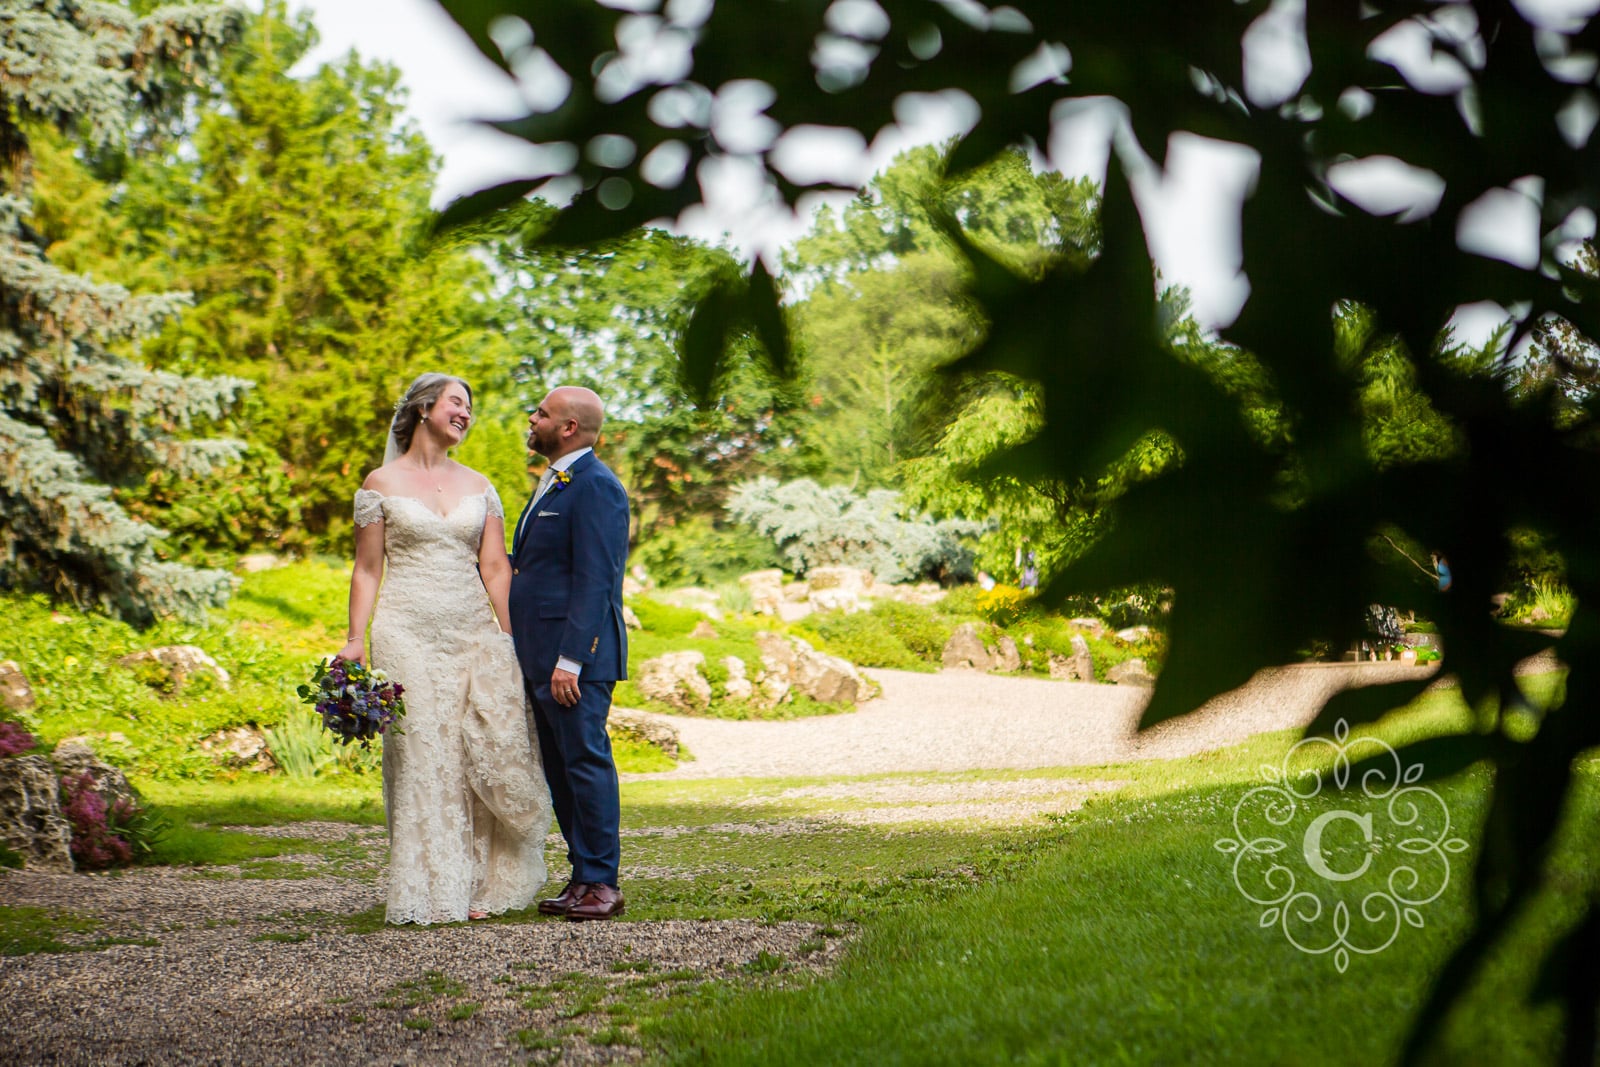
391,372,473,455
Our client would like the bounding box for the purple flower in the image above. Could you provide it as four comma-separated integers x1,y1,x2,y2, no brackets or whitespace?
0,721,36,758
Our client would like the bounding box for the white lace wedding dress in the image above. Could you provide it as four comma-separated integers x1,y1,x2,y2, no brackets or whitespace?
353,486,552,925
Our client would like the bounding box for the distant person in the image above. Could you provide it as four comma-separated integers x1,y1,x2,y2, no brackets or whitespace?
977,571,997,591
1020,551,1039,592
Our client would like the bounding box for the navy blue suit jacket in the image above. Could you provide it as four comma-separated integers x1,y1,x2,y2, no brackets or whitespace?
508,451,630,683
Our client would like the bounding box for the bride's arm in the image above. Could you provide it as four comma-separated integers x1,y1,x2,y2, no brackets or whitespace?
479,512,513,633
340,505,385,664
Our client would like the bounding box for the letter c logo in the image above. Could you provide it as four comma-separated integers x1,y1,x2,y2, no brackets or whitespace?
1303,810,1373,883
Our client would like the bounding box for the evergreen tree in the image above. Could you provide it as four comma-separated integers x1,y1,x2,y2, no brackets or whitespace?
0,1,248,624
80,4,521,546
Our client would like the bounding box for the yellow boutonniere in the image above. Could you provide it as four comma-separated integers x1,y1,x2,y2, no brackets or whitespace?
554,470,571,485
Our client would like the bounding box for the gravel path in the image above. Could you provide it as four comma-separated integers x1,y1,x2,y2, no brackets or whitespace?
1,861,835,1066
634,661,1462,779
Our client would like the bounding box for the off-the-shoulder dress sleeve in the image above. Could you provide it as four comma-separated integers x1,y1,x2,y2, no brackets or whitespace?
353,488,385,528
484,482,504,520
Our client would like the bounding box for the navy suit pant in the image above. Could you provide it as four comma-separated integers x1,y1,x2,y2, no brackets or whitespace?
527,677,621,887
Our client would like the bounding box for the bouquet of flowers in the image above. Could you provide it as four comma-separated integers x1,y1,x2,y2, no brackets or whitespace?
297,659,406,748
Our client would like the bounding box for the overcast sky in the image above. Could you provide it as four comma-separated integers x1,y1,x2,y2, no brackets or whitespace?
289,0,1591,341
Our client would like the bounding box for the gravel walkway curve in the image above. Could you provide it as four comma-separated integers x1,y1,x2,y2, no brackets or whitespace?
633,661,1460,779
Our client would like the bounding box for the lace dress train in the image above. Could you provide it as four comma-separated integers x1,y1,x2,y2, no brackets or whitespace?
354,486,552,925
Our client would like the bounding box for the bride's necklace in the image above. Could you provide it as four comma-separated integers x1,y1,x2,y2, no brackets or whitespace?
401,459,448,494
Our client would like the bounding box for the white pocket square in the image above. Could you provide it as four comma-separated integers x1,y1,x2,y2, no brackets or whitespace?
538,510,560,517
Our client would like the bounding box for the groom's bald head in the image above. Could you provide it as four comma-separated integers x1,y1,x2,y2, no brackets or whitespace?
547,386,605,440
529,385,605,459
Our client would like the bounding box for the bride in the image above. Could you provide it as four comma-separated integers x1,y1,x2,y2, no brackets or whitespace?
338,372,552,924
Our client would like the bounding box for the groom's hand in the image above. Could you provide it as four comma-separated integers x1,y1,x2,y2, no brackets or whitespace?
551,667,581,707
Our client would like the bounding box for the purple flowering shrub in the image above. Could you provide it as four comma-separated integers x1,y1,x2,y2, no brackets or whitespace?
59,771,135,870
0,720,37,757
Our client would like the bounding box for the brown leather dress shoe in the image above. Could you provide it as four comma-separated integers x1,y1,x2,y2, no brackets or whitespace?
537,880,589,916
565,884,625,922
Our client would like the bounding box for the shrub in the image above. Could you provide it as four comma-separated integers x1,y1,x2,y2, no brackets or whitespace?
627,597,708,638
799,612,929,672
60,772,134,870
975,584,1030,626
630,515,782,588
866,601,950,661
937,584,987,620
727,477,981,583
1504,576,1575,629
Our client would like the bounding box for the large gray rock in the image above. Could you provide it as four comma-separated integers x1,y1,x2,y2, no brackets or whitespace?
689,620,718,639
755,631,798,677
118,645,231,691
0,660,35,711
199,727,276,773
775,601,814,623
653,587,723,621
751,631,872,707
942,623,994,671
53,741,138,816
636,651,713,713
790,638,872,705
235,553,284,573
1048,634,1095,682
738,570,786,615
993,635,1023,673
806,566,873,594
1107,658,1157,686
807,566,872,615
722,657,754,703
0,755,74,872
808,587,862,614
607,709,680,759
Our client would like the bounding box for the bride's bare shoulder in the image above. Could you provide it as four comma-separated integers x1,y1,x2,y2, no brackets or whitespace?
361,465,402,493
451,462,493,494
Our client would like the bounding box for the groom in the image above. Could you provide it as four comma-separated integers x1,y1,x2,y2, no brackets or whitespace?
509,386,631,921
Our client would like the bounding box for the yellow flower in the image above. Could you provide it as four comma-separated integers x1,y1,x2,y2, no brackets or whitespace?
63,655,79,668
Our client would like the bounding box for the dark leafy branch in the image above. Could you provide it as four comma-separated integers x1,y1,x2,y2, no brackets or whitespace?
433,0,1600,1056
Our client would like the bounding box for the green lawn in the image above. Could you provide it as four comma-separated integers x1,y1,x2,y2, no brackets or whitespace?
631,684,1593,1065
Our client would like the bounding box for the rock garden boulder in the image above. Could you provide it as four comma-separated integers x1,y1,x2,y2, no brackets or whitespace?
607,709,681,759
942,623,994,671
199,726,277,773
1107,658,1157,686
752,631,872,707
653,587,723,620
118,645,231,691
636,651,713,713
52,740,139,816
738,570,786,615
722,657,754,703
993,636,1023,673
0,660,35,711
1049,635,1096,682
0,754,74,872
